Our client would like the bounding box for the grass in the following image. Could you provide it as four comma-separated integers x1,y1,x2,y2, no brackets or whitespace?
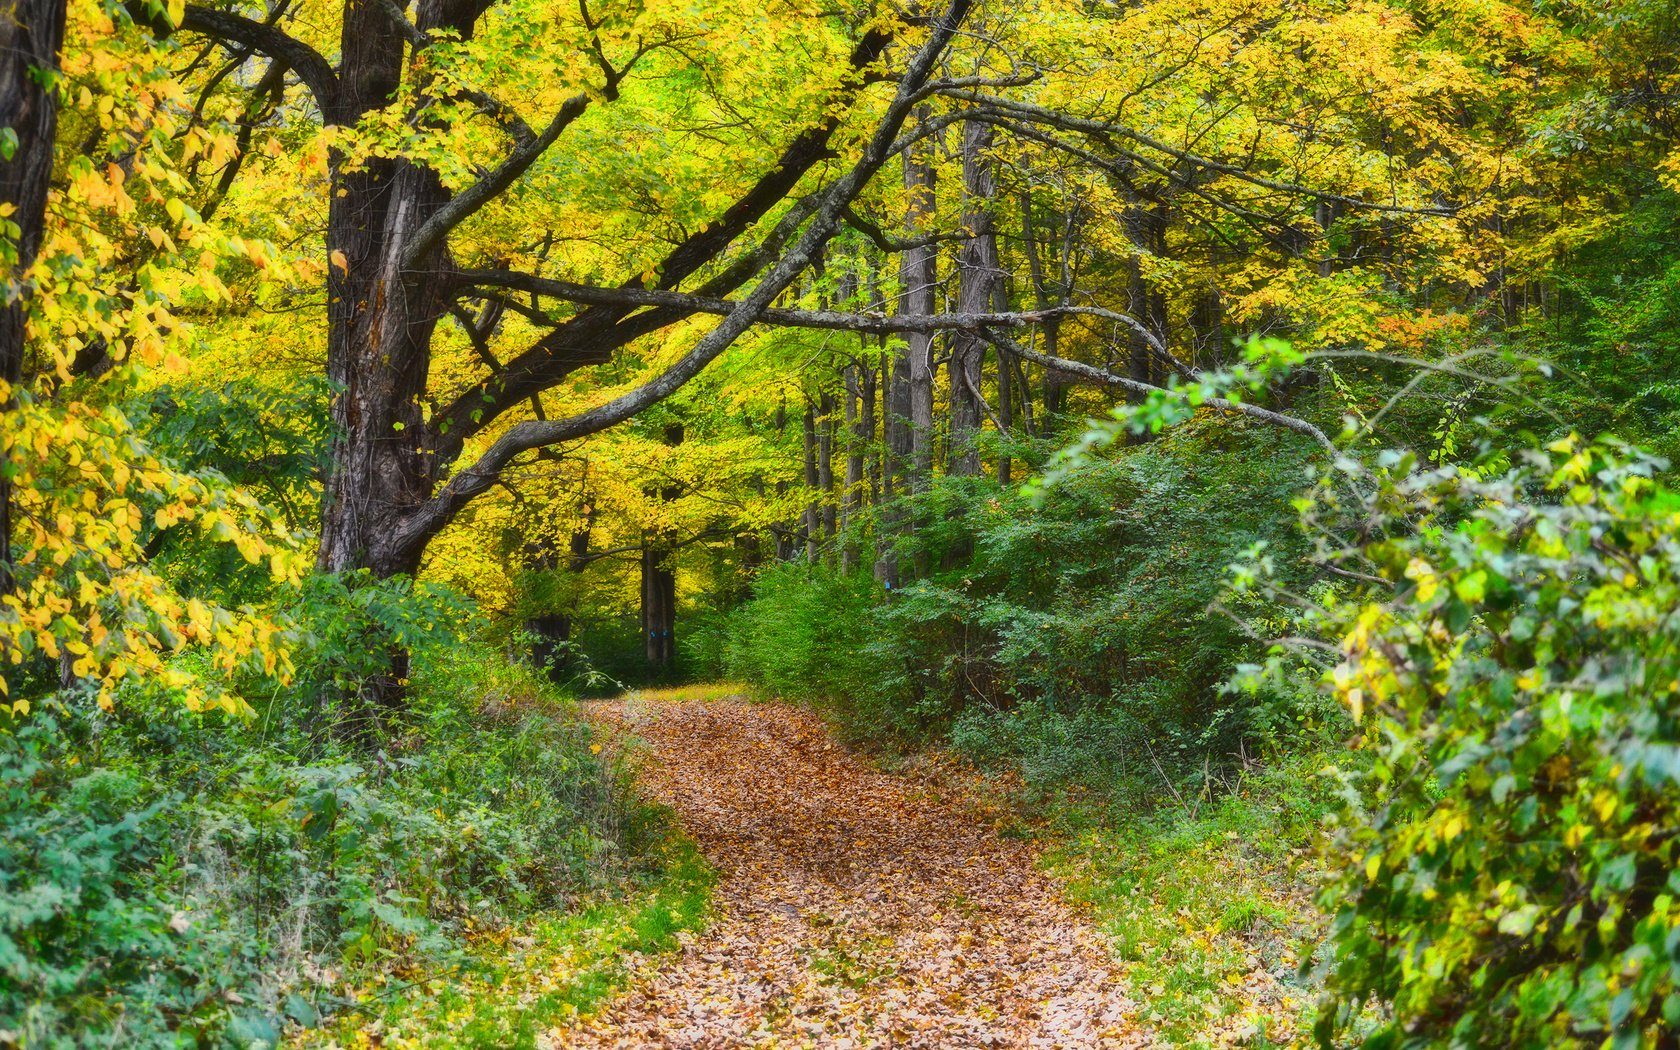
621,681,754,705
1036,749,1337,1048
296,830,714,1048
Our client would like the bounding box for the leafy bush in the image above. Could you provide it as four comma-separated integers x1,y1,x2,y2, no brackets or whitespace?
273,570,473,746
0,715,256,1047
1287,440,1680,1047
0,613,650,1047
723,420,1323,776
721,560,905,729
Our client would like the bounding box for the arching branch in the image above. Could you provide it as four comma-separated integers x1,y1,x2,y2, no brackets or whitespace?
386,0,977,565
977,329,1336,451
174,6,340,118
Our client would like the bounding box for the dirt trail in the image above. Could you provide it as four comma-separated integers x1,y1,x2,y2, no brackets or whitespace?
561,696,1149,1049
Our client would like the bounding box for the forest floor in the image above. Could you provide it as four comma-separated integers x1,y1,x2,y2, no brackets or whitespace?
560,690,1151,1049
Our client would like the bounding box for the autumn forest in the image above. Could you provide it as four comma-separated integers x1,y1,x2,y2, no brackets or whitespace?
2,0,1678,1044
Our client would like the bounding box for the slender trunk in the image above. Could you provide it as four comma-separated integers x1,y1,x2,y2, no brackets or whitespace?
903,109,937,493
640,542,676,670
802,398,820,563
818,389,837,547
771,401,796,561
816,386,836,547
1020,194,1066,418
0,0,67,595
1123,206,1170,411
642,423,683,671
876,116,936,587
996,343,1013,485
528,503,593,680
863,357,880,505
950,119,998,477
842,364,865,573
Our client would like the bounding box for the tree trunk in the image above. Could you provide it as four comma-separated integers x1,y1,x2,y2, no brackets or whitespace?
841,363,865,573
996,341,1013,485
642,422,683,671
949,119,999,477
863,357,880,505
528,503,593,680
818,389,837,546
876,121,936,588
316,16,448,579
1020,194,1067,418
901,106,937,494
640,542,677,670
802,398,820,563
0,0,67,595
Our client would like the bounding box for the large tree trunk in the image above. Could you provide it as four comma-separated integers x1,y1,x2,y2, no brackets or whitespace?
0,0,67,594
316,12,452,579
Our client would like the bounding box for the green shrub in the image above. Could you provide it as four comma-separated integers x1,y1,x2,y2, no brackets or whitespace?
723,420,1322,776
1288,439,1680,1047
0,610,646,1047
722,560,906,727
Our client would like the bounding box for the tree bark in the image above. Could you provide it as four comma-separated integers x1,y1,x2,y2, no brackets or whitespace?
818,389,837,546
528,502,593,680
0,0,68,594
802,398,820,563
875,117,937,587
841,363,865,573
905,134,937,493
642,422,683,671
949,119,999,476
640,542,677,670
1020,195,1067,418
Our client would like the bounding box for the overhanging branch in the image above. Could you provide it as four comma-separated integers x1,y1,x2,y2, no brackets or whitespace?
979,329,1336,451
176,6,340,118
401,92,591,269
388,0,977,563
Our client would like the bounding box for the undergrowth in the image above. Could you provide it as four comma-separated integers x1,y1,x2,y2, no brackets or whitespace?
0,617,708,1048
1039,750,1336,1048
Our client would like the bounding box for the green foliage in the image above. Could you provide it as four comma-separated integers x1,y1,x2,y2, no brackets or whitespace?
0,714,250,1047
0,622,674,1047
724,420,1327,781
1288,440,1680,1048
719,560,902,731
133,377,330,532
1043,751,1335,1047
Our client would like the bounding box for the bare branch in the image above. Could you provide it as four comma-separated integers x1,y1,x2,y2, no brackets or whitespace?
947,90,1456,217
401,93,591,269
455,267,1192,350
978,329,1336,451
176,6,340,118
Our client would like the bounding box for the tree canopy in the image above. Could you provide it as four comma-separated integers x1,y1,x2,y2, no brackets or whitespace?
3,0,1679,1043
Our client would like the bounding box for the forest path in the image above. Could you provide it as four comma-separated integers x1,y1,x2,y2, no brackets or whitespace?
563,693,1149,1049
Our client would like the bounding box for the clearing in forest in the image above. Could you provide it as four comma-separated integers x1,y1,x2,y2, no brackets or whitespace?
565,693,1149,1049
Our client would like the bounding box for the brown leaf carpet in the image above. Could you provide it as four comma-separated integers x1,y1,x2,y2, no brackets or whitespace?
557,697,1150,1049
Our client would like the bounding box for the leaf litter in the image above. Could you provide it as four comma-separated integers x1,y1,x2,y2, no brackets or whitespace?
552,695,1152,1049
